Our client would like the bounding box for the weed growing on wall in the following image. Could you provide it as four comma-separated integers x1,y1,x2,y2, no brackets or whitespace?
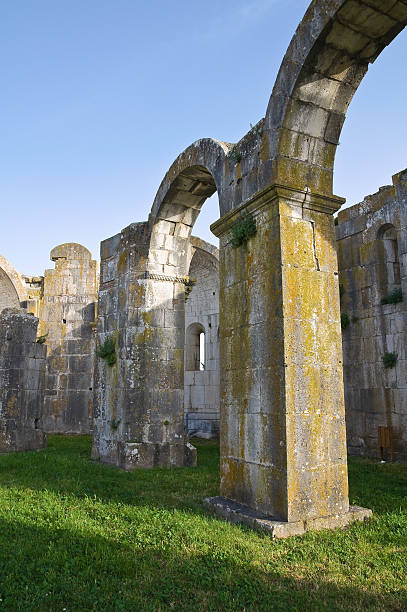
109,418,121,430
97,336,117,367
36,332,49,344
231,214,257,249
381,287,403,305
228,147,242,165
382,352,398,369
184,277,197,298
341,312,350,330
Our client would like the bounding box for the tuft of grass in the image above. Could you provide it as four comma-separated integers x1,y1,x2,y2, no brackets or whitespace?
381,287,403,305
382,352,398,369
341,312,350,330
0,436,406,611
36,332,49,344
97,336,117,367
231,214,257,249
228,147,242,165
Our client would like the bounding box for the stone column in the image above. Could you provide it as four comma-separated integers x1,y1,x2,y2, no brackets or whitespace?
0,309,46,453
206,185,371,536
92,223,197,469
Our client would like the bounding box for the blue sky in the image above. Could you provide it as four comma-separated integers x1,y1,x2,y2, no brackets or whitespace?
1,0,406,274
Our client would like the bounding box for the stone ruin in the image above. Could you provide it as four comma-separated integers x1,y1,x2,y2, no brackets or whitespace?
2,0,407,537
26,243,98,434
338,168,407,463
0,309,46,453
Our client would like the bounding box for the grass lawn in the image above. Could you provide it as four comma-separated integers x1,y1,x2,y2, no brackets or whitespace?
0,436,406,611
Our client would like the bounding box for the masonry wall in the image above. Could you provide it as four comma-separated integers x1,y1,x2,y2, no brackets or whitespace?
184,239,220,438
0,309,46,453
337,168,407,462
27,244,98,434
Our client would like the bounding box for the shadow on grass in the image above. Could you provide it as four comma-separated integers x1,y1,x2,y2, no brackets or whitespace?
1,435,406,517
0,436,406,610
0,516,403,612
0,435,221,513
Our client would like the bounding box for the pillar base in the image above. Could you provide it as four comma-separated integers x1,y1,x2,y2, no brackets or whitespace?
204,497,372,539
92,440,197,470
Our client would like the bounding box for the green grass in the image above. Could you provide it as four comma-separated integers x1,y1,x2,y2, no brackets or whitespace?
0,436,406,611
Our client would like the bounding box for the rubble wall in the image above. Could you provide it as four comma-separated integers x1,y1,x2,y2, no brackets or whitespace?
337,169,407,462
0,309,46,453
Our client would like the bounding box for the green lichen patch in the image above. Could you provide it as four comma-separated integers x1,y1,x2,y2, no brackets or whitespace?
97,336,117,367
231,214,256,249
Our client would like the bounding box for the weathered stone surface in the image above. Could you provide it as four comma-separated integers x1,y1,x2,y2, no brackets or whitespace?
92,223,196,469
338,168,407,462
204,497,372,539
90,0,407,533
0,309,46,453
184,237,219,439
26,244,98,434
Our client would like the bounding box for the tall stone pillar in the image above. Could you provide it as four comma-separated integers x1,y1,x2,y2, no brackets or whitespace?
206,185,371,536
92,223,197,469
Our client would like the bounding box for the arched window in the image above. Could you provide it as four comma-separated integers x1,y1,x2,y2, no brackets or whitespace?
377,224,400,297
185,323,205,371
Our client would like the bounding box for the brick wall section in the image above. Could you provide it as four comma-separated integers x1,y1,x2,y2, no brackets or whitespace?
0,309,46,453
337,168,407,462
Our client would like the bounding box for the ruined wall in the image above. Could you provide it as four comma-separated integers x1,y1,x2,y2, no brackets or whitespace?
0,254,33,312
184,238,219,438
337,168,407,462
0,309,46,453
92,223,196,469
27,244,98,434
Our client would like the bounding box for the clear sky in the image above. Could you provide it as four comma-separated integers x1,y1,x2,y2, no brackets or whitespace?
1,0,406,275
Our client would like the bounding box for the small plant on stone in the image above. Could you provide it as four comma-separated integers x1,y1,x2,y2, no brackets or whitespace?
97,336,117,367
250,122,263,137
334,216,339,226
382,352,398,369
185,276,197,298
110,418,121,430
341,312,350,330
231,214,257,249
228,147,242,165
381,287,403,305
36,332,49,344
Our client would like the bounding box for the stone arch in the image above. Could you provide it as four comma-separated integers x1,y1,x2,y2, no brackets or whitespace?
265,0,407,196
0,254,28,312
147,138,231,277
